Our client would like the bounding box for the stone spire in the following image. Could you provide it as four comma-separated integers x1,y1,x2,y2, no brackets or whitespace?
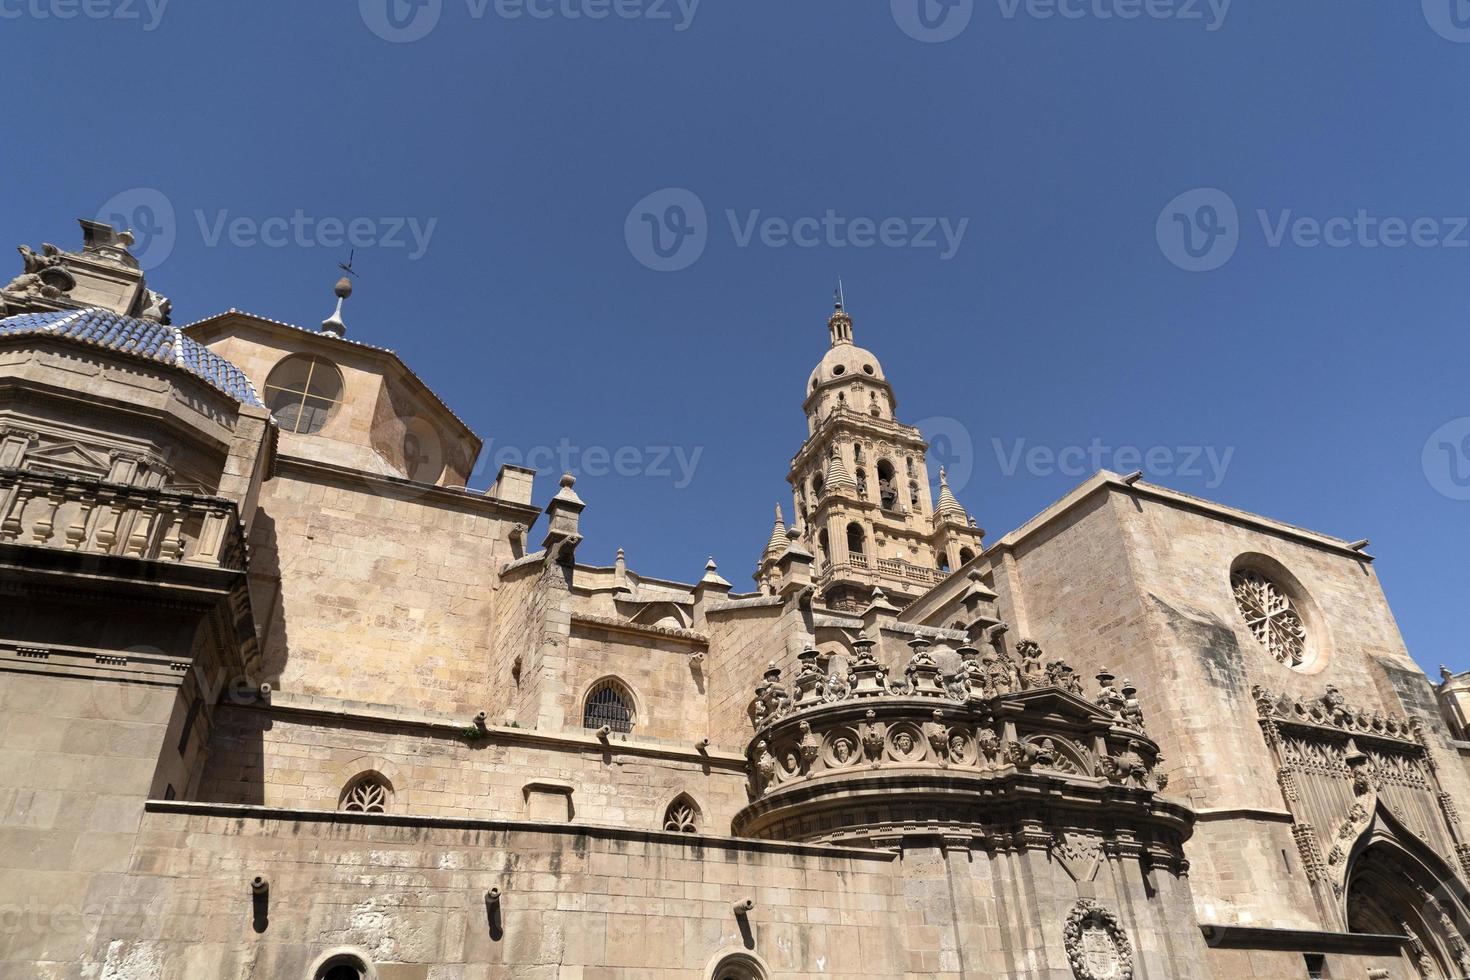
764,504,788,560
935,467,968,523
824,445,858,495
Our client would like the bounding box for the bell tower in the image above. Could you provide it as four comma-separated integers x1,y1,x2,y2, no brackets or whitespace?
757,295,985,611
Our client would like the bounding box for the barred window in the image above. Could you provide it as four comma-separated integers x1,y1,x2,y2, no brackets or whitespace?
583,678,635,734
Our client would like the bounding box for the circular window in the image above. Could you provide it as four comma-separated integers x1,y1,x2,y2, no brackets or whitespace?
832,364,846,376
863,363,875,375
263,355,344,435
1231,568,1308,668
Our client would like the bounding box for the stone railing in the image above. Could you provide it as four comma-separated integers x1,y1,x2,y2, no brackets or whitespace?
0,468,246,571
735,637,1178,846
874,557,938,584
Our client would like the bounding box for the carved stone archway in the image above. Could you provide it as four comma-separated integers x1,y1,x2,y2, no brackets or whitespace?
1347,837,1470,978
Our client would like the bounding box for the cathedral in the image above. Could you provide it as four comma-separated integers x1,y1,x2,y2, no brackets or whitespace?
3,218,1470,980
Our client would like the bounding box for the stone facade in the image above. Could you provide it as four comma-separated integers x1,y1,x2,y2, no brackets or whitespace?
1,220,1468,979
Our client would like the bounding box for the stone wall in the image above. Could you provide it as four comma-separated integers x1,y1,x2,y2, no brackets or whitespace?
198,702,751,834
0,671,180,974
248,463,522,718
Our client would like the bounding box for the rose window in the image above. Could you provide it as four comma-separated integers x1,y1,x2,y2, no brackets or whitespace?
1231,569,1307,668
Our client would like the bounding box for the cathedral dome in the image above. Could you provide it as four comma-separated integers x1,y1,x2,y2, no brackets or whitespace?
807,301,886,394
807,342,886,392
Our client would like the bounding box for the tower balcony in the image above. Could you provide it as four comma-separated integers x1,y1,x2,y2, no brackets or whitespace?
732,641,1191,863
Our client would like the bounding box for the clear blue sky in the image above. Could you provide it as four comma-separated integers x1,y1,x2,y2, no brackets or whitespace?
4,0,1467,676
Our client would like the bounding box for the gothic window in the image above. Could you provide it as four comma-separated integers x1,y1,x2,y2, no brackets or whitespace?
876,460,898,510
340,774,390,813
263,355,344,435
663,794,700,833
1231,568,1307,668
847,523,866,556
583,678,635,734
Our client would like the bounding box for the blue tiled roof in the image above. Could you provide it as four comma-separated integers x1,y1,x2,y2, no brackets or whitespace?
0,308,264,408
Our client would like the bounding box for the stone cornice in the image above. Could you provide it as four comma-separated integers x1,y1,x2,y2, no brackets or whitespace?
274,454,542,523
242,691,746,767
142,798,899,862
987,470,1372,563
570,613,708,647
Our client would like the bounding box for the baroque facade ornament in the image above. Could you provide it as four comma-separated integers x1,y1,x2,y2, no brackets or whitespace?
1063,900,1133,980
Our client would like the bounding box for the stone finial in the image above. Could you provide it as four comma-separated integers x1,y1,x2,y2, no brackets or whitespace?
321,274,352,337
763,504,787,562
541,472,585,563
698,556,732,593
934,466,968,524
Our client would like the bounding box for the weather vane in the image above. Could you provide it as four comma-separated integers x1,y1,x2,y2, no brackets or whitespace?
338,249,358,280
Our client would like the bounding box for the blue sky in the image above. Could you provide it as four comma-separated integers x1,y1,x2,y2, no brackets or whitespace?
3,0,1468,675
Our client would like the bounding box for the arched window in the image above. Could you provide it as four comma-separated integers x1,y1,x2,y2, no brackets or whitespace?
263,354,344,435
339,773,390,813
846,523,866,556
310,950,372,980
855,468,868,498
708,952,770,980
909,481,920,507
817,528,830,562
876,460,898,510
583,678,635,734
812,473,825,500
663,794,700,833
938,553,951,574
853,442,865,463
959,547,975,565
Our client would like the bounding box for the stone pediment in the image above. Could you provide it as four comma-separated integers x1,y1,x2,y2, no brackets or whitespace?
994,686,1118,728
24,440,112,477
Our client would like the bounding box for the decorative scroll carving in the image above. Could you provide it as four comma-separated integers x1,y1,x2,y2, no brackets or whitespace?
1064,900,1134,980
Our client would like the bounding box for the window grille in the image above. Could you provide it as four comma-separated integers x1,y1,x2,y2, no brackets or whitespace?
583,679,635,734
